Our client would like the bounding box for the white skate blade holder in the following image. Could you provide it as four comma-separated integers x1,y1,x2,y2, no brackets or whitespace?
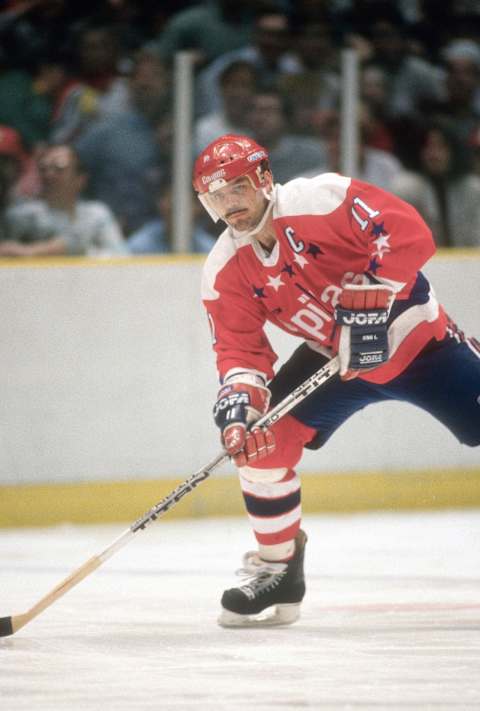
218,602,301,628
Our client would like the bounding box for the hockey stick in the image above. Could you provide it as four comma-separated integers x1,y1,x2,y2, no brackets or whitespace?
0,355,339,637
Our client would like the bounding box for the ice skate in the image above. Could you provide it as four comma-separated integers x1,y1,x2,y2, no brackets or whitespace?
218,529,307,628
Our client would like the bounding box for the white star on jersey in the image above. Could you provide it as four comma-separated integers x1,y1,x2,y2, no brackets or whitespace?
373,234,391,259
266,274,285,291
293,253,309,269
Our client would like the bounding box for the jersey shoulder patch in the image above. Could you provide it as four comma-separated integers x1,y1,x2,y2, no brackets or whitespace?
275,173,351,219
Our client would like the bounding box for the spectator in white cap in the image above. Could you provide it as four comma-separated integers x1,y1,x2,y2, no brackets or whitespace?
441,38,480,111
426,38,480,146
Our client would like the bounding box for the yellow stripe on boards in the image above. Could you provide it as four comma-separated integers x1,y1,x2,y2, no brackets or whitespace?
1,468,479,528
0,254,206,269
434,248,480,260
0,248,478,271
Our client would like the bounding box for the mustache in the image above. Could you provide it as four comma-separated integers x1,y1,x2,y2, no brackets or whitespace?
226,208,247,217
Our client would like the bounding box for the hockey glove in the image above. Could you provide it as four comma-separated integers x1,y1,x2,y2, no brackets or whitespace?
334,283,394,380
213,377,275,466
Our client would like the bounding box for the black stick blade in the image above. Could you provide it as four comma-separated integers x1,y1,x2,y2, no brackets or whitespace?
0,616,13,637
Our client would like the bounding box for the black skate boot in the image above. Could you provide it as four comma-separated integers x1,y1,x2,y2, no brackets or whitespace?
218,529,307,627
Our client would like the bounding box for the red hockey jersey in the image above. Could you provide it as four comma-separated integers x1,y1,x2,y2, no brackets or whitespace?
202,173,448,384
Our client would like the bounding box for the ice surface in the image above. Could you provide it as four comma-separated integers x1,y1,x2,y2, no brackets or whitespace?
1,510,480,710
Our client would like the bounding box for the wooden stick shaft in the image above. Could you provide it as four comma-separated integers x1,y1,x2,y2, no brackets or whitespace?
8,528,135,634
11,556,103,634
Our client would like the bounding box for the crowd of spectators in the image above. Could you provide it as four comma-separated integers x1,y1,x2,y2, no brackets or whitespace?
0,0,479,256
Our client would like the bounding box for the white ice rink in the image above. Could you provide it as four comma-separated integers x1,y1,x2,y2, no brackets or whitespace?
1,510,480,710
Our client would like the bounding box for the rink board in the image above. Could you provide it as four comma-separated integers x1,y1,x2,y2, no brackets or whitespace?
1,467,479,527
0,251,478,527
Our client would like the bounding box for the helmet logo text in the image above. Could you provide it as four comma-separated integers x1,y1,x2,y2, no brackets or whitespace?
201,169,227,184
247,151,267,162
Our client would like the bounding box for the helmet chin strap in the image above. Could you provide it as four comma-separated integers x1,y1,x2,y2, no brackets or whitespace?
230,186,275,240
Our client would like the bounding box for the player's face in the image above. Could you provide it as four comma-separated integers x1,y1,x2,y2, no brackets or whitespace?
205,176,269,231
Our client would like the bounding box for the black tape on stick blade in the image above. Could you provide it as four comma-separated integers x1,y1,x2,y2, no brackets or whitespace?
0,617,13,637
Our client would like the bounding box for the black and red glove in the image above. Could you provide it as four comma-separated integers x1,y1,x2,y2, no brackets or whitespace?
334,283,394,380
213,379,275,466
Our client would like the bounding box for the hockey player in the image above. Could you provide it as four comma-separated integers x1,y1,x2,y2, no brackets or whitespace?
193,134,480,627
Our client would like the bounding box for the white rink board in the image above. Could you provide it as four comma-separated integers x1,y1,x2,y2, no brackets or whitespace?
1,511,480,710
0,253,479,486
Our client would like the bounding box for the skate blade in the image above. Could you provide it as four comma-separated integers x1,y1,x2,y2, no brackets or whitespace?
218,603,301,628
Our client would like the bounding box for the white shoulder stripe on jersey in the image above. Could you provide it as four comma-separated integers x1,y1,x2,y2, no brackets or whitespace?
387,290,440,359
201,229,251,300
274,173,351,218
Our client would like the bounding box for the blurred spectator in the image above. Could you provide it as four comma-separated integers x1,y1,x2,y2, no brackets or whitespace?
195,10,300,117
127,181,217,254
0,125,36,201
442,39,480,108
143,0,259,70
0,54,67,149
287,0,338,31
75,50,170,235
277,19,340,136
0,144,125,257
391,121,480,247
360,64,397,152
147,110,175,192
246,88,328,183
194,61,257,154
70,1,172,61
406,1,480,62
358,5,445,120
0,126,28,236
359,64,423,166
50,24,130,144
0,0,81,71
470,124,480,177
305,108,403,191
291,17,338,74
423,39,480,148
